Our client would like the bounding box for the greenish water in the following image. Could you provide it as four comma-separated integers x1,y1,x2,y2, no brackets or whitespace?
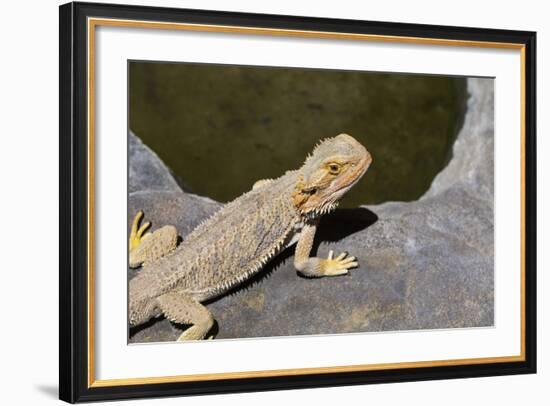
129,62,466,207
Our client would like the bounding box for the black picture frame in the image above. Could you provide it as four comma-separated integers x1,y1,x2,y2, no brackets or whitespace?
59,1,537,403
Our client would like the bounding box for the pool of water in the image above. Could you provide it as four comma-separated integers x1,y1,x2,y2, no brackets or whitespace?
129,62,467,207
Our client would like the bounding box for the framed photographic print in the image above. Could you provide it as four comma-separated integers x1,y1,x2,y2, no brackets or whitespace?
59,1,537,403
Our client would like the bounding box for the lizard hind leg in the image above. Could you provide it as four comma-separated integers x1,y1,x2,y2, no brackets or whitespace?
157,291,215,341
129,210,178,268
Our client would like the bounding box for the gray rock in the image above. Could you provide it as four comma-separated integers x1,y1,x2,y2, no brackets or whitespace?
425,78,494,203
129,130,181,194
128,78,494,341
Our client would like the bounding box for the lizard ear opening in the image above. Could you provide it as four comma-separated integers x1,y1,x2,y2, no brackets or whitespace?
292,189,308,209
292,186,316,209
292,175,318,210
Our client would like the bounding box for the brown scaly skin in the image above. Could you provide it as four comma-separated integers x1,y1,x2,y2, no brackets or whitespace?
129,133,372,341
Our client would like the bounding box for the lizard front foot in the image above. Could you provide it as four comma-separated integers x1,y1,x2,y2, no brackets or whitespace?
320,250,358,276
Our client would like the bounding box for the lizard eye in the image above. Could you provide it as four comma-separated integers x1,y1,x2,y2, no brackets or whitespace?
328,163,341,175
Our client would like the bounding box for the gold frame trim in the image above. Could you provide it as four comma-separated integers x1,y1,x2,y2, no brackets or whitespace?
87,17,527,388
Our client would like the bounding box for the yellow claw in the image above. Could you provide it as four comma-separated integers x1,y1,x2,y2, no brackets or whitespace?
129,210,151,250
130,210,143,237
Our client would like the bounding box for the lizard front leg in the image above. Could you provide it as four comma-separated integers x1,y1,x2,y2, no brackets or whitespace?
157,291,215,341
293,221,358,277
129,210,178,268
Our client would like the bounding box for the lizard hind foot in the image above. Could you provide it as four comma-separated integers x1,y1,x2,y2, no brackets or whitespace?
130,210,151,251
129,210,178,268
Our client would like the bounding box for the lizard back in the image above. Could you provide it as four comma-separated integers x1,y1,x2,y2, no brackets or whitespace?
130,171,301,302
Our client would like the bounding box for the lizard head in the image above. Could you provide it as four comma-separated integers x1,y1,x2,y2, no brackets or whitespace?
293,133,372,216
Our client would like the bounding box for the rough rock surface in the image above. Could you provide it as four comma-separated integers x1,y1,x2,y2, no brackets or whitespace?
128,78,493,342
129,131,181,194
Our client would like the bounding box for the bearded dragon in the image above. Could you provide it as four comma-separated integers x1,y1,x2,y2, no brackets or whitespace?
129,133,372,341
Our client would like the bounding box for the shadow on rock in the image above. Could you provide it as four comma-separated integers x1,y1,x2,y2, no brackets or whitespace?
313,207,378,252
204,248,294,304
207,207,378,300
129,316,160,339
